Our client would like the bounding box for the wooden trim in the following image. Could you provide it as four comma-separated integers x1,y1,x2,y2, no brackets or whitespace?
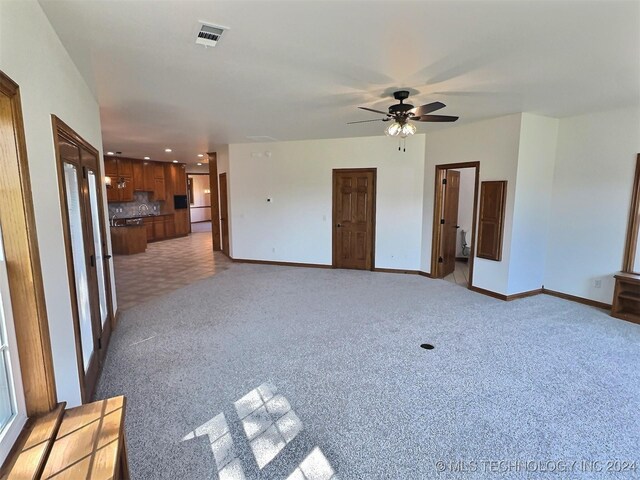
207,153,221,251
231,258,332,269
373,268,419,275
0,403,65,479
430,162,480,287
468,285,509,301
506,288,543,300
542,288,611,310
0,70,57,414
51,115,115,403
418,271,433,278
622,153,640,272
331,168,377,271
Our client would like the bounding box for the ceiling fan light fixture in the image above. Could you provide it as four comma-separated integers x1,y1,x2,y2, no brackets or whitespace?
385,121,402,137
400,122,416,137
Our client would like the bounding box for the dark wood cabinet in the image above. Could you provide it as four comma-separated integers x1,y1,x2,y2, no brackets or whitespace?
477,180,507,261
153,218,166,240
153,177,166,201
165,216,176,237
117,158,132,177
142,161,155,191
104,157,118,177
132,161,144,191
612,273,640,324
174,210,189,235
119,175,134,202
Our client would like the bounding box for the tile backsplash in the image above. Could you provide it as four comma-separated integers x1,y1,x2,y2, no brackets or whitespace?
108,192,163,218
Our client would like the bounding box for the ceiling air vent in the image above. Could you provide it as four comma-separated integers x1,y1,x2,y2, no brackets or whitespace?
196,22,227,47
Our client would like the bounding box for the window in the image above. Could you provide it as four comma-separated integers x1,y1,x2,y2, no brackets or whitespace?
0,224,27,464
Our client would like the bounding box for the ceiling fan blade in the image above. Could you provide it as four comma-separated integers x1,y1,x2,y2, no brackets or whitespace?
416,114,459,122
410,101,446,117
358,106,389,116
347,119,386,124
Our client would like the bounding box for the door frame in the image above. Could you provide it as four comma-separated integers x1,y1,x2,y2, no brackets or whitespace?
0,69,57,415
430,162,480,286
219,172,230,256
207,152,222,251
51,115,114,402
331,168,377,270
187,173,212,224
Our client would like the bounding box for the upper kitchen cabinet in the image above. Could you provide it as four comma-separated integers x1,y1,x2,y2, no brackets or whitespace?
173,164,187,195
132,160,144,191
142,161,155,191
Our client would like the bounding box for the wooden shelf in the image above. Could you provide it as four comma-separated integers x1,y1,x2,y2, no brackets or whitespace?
612,273,640,325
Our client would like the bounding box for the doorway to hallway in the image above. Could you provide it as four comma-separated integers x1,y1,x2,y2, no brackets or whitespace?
188,173,212,233
431,162,479,288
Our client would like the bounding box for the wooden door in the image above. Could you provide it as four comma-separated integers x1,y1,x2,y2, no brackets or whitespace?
477,181,507,261
219,173,230,255
55,124,114,402
332,169,376,270
441,170,460,276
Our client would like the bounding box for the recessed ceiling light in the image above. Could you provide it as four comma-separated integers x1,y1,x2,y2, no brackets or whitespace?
197,154,204,158
165,148,172,153
197,162,202,166
107,151,114,155
172,160,178,163
143,156,150,160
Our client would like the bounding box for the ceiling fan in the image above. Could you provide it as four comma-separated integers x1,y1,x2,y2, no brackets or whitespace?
348,90,459,138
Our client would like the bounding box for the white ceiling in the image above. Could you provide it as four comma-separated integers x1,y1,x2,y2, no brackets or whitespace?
39,0,639,164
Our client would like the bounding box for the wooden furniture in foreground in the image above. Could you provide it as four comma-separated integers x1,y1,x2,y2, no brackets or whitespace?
477,180,507,261
612,273,640,324
110,225,147,255
1,396,129,480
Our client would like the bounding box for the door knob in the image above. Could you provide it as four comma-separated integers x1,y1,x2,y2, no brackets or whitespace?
336,223,342,227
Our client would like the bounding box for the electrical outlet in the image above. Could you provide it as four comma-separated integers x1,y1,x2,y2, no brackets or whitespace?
594,279,602,289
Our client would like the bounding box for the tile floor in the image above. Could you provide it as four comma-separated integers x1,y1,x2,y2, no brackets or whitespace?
443,259,469,286
112,232,230,310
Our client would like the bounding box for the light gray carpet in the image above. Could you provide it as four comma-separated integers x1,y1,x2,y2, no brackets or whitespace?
96,264,640,479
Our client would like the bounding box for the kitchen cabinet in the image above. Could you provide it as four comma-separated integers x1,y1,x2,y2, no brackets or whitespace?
104,157,118,177
174,209,190,235
117,158,133,177
119,175,134,202
143,161,155,191
175,164,187,195
106,156,184,203
132,161,144,191
154,177,166,201
153,218,166,240
165,216,176,237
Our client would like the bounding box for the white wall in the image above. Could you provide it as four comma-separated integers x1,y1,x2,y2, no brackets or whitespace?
422,114,523,294
452,168,475,258
507,113,559,294
0,0,109,406
228,135,426,269
545,106,640,303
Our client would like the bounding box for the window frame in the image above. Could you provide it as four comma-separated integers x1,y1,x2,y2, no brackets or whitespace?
0,224,27,464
